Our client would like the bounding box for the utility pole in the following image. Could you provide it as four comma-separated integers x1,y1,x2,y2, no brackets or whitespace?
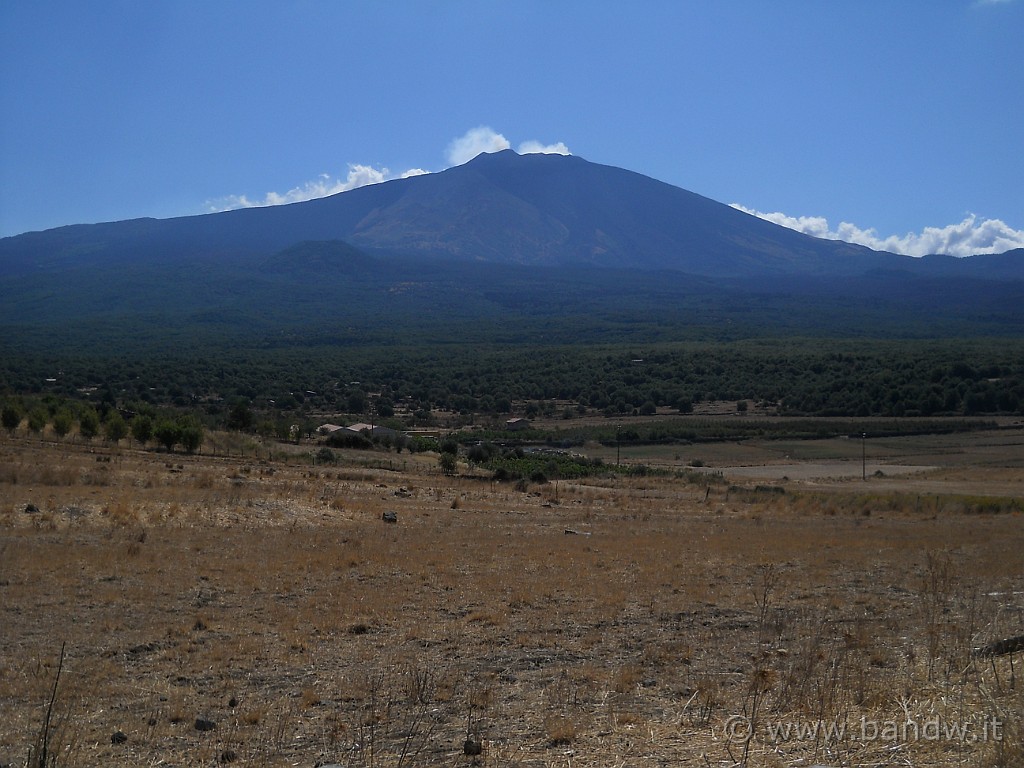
862,432,866,481
616,425,621,466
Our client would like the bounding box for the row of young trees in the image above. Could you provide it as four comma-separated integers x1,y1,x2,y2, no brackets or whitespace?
1,396,204,453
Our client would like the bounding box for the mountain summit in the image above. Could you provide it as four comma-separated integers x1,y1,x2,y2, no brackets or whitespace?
333,149,888,276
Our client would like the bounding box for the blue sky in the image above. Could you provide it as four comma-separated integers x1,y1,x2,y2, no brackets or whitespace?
2,1,1022,256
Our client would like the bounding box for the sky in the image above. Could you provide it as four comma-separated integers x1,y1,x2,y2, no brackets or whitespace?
1,1,1022,257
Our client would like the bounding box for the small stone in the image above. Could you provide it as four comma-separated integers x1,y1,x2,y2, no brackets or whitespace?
228,696,238,708
111,730,128,745
381,511,398,523
194,717,216,732
24,503,39,514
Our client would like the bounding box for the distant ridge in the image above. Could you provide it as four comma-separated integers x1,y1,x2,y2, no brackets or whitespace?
2,149,1021,280
1,150,1022,347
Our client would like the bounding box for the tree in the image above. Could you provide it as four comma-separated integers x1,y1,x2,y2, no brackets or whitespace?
347,389,368,414
27,407,48,435
226,400,253,432
154,419,181,452
439,453,457,476
131,414,153,446
78,405,101,440
52,408,74,438
105,412,128,443
1,403,21,434
466,441,497,466
177,415,204,454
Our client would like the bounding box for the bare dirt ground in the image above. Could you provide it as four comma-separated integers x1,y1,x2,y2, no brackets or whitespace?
1,432,1022,768
589,427,1024,498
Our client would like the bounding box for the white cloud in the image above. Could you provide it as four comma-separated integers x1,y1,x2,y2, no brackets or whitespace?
445,126,512,166
442,127,572,164
518,140,571,156
731,204,1024,257
210,127,573,213
209,163,397,211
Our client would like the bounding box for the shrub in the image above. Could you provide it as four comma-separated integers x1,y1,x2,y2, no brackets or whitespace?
439,453,457,476
315,447,337,465
326,432,373,450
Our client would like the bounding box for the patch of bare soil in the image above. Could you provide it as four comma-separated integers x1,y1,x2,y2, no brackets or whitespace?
625,427,1024,498
1,435,1022,767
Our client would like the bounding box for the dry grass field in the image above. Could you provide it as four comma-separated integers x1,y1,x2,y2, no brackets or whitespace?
1,431,1022,768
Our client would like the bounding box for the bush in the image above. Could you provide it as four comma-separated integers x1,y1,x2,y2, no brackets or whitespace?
316,447,337,465
326,431,373,450
439,453,457,476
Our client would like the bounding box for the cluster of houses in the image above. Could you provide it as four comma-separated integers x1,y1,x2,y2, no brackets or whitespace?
317,417,532,441
317,422,401,440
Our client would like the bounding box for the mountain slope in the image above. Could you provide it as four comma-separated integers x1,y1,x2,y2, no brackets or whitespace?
0,150,904,279
360,149,884,275
1,150,1022,351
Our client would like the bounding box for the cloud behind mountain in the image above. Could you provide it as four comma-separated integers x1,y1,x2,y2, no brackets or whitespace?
207,124,1018,260
211,127,572,214
731,205,1024,258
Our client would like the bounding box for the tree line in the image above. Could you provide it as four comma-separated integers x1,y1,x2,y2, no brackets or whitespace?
2,339,1023,438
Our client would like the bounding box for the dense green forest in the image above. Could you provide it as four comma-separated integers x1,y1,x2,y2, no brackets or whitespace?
2,338,1022,447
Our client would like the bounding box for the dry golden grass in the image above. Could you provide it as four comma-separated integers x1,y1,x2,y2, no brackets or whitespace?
0,433,1022,767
